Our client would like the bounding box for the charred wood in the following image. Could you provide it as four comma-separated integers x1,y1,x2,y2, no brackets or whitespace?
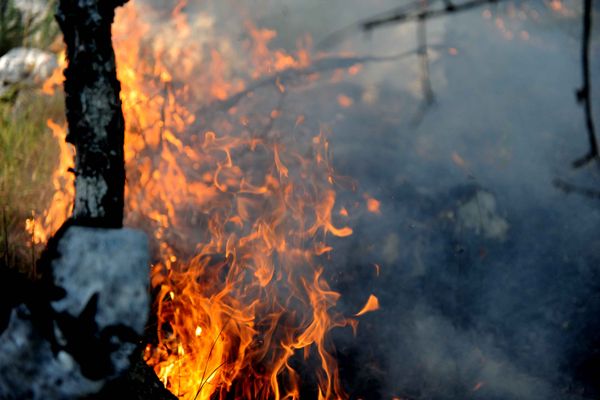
87,353,177,400
0,1,153,399
55,0,128,226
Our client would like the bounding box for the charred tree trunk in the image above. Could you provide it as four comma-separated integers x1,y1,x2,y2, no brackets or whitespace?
55,0,128,227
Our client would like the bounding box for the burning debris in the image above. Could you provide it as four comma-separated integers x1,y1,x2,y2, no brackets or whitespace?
111,2,357,396
22,0,363,398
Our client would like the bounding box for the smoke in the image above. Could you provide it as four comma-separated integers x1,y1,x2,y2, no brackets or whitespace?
123,0,600,398
249,1,600,399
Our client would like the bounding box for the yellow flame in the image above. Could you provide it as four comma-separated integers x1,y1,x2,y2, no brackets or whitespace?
36,1,362,399
355,295,380,317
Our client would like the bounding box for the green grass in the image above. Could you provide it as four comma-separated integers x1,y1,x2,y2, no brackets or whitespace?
0,89,65,273
0,0,62,273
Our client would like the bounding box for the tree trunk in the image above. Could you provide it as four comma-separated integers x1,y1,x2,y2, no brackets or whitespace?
55,0,128,227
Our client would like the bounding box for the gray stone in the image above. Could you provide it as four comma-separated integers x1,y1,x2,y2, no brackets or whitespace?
0,47,57,95
0,227,150,399
51,227,149,336
0,305,103,399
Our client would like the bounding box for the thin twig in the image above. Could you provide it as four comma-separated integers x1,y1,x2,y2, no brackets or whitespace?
2,205,9,267
193,314,233,400
417,13,434,106
30,210,35,278
195,50,434,118
177,343,182,398
572,0,598,168
361,0,503,31
316,0,437,49
413,0,436,124
553,178,600,200
196,361,227,396
259,91,287,140
159,80,171,150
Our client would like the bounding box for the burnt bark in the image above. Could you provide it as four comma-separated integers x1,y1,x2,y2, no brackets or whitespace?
55,0,128,227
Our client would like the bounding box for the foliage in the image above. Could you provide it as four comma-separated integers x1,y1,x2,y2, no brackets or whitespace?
0,89,64,271
0,0,62,271
0,0,24,57
0,0,60,57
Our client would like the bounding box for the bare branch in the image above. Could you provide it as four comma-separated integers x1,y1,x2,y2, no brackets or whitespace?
572,0,599,168
362,0,502,31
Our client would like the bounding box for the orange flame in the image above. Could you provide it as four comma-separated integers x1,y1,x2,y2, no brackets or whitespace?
41,51,66,95
34,1,364,399
336,95,353,108
26,119,74,244
365,195,381,214
354,295,380,317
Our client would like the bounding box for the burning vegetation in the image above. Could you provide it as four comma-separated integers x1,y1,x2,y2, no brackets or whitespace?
29,1,376,398
3,0,598,399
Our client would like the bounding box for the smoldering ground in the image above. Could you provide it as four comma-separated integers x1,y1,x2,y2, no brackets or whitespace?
296,2,600,399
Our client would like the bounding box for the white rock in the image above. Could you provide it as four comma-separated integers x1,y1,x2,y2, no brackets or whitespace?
0,227,150,399
0,47,57,94
51,226,149,337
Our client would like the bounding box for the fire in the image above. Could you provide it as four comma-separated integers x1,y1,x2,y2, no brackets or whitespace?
365,195,381,214
41,51,66,95
26,119,74,244
354,295,380,317
336,95,353,108
549,0,563,12
34,1,365,399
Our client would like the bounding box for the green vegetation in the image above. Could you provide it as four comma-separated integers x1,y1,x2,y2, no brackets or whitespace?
0,0,24,56
0,0,60,56
0,0,62,272
0,90,65,271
